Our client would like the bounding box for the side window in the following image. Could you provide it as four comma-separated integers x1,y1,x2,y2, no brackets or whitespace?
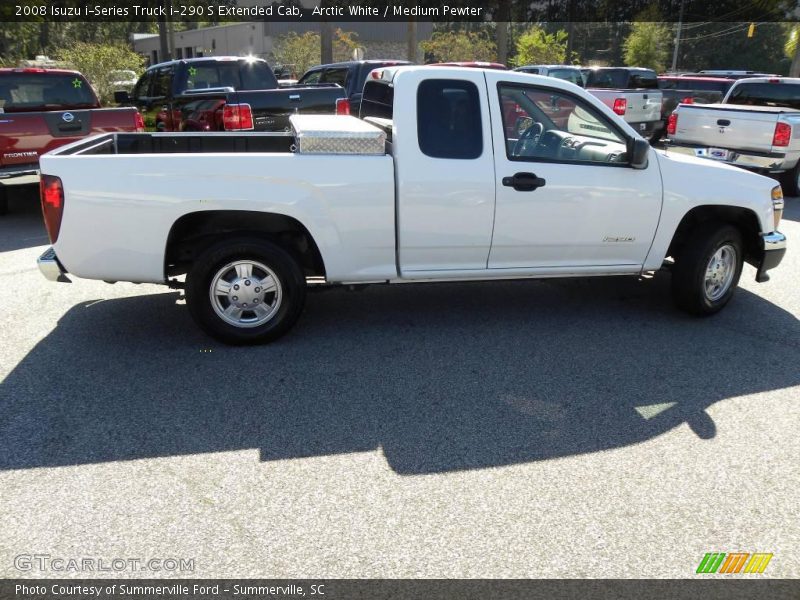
417,79,482,159
299,70,322,85
320,68,349,88
498,84,628,165
360,80,393,119
151,67,173,98
630,72,658,89
133,71,153,100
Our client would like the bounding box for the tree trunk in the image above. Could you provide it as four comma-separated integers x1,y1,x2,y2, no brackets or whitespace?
157,19,169,63
320,22,333,64
407,21,417,63
495,0,510,65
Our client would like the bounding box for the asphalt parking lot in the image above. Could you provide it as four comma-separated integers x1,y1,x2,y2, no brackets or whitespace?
0,186,798,578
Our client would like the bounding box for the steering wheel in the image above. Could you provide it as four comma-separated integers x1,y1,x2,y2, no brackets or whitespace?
513,122,544,156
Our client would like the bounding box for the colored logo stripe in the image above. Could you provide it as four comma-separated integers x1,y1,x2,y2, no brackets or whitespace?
697,552,773,574
744,553,773,574
719,553,749,573
697,553,726,573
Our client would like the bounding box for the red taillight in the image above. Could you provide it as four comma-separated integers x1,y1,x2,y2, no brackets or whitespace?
681,96,694,104
773,122,791,147
335,98,350,115
134,111,145,132
667,113,678,135
612,98,627,115
40,175,64,243
222,103,254,130
768,78,781,83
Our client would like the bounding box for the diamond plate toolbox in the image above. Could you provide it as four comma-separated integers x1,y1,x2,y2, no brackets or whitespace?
290,114,386,155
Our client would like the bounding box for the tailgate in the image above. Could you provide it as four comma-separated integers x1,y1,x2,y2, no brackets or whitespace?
622,91,662,123
671,104,781,151
0,108,138,167
234,86,347,131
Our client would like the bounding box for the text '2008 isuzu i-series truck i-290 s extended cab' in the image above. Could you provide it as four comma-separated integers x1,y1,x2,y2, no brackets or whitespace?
36,66,786,344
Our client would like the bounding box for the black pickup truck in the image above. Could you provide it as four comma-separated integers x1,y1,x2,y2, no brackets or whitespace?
297,60,411,114
116,57,348,132
653,76,733,142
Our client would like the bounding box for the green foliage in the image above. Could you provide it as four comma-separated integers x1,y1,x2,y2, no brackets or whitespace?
333,28,359,62
272,32,319,77
623,21,671,72
511,26,572,67
56,42,144,105
420,30,497,63
271,29,358,77
0,22,153,65
676,22,789,74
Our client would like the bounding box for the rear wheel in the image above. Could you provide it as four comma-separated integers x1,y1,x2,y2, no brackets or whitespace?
671,223,743,316
0,186,8,216
185,237,306,344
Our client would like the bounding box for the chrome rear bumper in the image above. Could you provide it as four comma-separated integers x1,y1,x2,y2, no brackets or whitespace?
666,144,788,171
37,247,71,283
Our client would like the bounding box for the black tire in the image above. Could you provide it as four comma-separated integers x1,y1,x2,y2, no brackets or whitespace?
0,186,8,216
780,161,800,197
671,222,744,316
185,237,306,345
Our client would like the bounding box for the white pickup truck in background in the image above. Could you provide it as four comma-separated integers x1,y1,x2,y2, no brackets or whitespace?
667,77,800,194
36,66,786,344
583,67,664,141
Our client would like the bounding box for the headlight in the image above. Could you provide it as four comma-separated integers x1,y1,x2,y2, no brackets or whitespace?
772,185,784,229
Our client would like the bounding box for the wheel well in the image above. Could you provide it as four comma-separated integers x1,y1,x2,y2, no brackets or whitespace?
165,211,326,279
668,205,762,263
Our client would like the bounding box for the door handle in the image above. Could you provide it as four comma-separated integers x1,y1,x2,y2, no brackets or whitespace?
502,172,546,192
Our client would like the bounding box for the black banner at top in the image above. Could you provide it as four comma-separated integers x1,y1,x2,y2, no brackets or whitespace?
1,0,799,23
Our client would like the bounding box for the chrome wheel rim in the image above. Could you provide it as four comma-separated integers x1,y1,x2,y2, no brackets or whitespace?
704,244,737,302
209,260,282,328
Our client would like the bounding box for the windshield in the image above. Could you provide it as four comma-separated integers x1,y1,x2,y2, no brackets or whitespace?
181,61,278,92
726,82,800,109
0,72,97,111
586,69,657,89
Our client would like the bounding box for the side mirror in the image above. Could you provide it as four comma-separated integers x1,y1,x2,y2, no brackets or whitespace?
629,137,650,169
114,90,131,105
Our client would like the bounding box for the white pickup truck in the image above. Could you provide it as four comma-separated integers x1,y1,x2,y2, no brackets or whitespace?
667,77,800,194
36,66,786,344
582,67,664,141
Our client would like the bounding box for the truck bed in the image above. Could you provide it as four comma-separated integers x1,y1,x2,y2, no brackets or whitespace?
52,131,297,157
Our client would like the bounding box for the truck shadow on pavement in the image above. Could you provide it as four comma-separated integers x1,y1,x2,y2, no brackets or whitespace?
1,274,798,474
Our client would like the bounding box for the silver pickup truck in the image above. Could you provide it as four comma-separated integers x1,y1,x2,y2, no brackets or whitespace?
583,67,663,141
667,77,800,194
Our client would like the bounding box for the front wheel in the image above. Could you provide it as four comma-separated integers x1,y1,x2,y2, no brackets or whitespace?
185,238,306,344
671,223,744,316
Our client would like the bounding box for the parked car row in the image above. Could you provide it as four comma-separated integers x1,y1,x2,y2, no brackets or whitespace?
2,54,796,218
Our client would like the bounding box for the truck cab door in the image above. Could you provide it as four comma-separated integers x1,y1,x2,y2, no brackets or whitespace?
484,72,662,270
393,70,496,273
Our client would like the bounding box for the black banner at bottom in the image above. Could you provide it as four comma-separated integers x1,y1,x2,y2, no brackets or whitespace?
1,579,799,600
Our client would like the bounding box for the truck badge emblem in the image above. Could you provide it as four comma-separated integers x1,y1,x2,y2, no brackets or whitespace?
62,112,74,123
